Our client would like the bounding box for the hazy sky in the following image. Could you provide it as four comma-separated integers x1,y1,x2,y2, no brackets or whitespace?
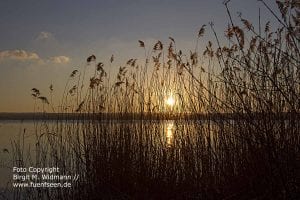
0,0,278,112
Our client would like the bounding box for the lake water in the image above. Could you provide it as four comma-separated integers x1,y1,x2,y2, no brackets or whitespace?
0,117,288,190
0,119,185,189
0,121,36,189
0,117,298,199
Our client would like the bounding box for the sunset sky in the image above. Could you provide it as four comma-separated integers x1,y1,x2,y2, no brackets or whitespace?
0,0,277,112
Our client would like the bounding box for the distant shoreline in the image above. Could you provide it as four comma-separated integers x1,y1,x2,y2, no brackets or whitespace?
0,112,299,121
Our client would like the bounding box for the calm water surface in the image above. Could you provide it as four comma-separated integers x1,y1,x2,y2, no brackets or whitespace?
0,121,36,188
0,120,182,188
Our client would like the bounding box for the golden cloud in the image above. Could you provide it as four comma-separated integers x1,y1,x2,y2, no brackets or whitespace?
49,56,70,64
0,50,40,61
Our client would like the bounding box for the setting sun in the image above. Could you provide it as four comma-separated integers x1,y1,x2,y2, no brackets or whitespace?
166,96,175,107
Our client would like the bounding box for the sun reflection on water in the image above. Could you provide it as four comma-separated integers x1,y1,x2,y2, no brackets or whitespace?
165,121,174,147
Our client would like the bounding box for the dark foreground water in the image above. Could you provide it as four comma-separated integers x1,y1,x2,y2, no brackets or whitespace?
0,121,36,188
0,119,184,188
0,117,298,199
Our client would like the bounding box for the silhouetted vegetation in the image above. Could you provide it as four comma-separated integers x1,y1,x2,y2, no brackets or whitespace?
8,0,300,199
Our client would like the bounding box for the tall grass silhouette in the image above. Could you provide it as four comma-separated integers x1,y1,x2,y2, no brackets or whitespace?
10,0,300,199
